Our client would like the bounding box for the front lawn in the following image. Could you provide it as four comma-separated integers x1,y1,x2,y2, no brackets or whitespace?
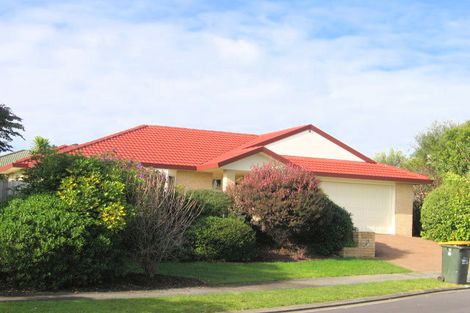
0,279,452,313
156,259,409,285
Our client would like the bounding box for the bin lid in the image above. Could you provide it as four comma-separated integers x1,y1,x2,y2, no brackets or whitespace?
439,241,470,246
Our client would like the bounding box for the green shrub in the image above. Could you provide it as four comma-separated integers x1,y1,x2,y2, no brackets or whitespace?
421,173,470,242
0,194,120,289
191,216,256,261
57,157,130,231
297,197,354,255
20,152,79,195
189,190,232,217
230,163,354,255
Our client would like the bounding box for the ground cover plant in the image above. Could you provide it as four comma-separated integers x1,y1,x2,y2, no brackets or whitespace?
0,279,452,313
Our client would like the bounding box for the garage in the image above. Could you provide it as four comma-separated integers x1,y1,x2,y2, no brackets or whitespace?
320,178,395,234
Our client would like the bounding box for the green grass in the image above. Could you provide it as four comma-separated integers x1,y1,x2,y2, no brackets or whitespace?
156,259,409,284
0,279,452,313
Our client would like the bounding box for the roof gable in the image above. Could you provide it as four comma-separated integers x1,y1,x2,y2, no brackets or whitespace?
243,124,374,163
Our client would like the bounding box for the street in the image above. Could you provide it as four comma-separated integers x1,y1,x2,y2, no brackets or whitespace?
300,289,470,313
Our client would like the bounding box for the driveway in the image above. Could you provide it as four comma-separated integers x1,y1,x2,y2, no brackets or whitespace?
375,234,441,272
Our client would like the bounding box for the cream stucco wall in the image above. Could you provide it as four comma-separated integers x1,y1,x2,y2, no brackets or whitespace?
175,170,213,190
266,130,364,161
394,183,414,237
220,153,273,171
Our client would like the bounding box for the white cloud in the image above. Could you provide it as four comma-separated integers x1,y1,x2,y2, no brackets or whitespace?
1,1,469,156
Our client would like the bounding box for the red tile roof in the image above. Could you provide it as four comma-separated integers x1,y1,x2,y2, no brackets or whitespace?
285,155,432,184
1,124,431,183
62,125,257,170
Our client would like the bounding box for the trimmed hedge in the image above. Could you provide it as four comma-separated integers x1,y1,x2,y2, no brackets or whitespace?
189,190,232,217
191,216,256,261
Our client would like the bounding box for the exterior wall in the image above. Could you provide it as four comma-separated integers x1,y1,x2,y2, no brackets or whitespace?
222,170,236,191
394,183,414,237
266,130,364,162
175,170,213,190
221,153,272,171
319,177,395,234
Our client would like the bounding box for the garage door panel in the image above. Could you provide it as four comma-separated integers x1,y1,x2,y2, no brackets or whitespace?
320,181,394,234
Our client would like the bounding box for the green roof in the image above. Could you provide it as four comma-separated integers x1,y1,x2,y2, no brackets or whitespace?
0,150,31,167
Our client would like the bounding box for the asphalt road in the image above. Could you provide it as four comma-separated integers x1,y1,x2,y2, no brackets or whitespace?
301,289,470,313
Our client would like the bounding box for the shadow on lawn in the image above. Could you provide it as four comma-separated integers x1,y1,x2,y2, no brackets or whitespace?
1,297,232,313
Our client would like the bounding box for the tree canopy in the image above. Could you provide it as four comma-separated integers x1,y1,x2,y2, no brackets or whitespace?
373,148,408,167
0,104,24,152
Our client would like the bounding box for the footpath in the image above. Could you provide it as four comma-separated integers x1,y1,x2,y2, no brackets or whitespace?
0,272,438,302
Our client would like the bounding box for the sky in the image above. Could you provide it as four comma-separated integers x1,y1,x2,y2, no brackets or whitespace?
1,0,469,156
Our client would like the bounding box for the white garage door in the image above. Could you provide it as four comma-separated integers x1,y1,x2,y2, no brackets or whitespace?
320,180,395,234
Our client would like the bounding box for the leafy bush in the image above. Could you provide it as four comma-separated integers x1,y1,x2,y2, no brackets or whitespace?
191,216,256,261
0,194,120,289
296,197,354,255
230,163,353,255
189,189,232,217
57,157,129,231
421,173,470,242
20,152,79,195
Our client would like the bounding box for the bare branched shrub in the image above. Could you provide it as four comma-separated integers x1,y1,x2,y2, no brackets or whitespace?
126,168,201,278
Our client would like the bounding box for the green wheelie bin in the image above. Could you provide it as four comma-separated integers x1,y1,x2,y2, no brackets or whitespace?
440,242,470,284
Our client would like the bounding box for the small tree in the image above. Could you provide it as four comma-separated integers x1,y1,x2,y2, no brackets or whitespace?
30,136,53,155
0,104,24,152
126,168,201,278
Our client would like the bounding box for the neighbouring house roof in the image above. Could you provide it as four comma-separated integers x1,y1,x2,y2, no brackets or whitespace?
0,145,74,173
0,124,431,183
0,150,31,167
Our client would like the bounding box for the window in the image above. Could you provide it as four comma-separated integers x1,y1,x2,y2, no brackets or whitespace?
212,179,222,190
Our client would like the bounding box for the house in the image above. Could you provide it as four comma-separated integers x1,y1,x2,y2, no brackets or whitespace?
0,124,431,236
0,150,31,200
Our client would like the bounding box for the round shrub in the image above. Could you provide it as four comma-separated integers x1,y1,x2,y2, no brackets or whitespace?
230,163,354,255
297,197,354,255
191,216,256,261
0,194,120,289
421,173,470,242
189,190,232,217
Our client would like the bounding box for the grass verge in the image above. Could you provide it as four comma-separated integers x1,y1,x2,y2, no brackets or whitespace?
156,259,409,284
0,279,452,313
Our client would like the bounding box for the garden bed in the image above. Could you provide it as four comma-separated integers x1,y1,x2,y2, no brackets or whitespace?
0,273,205,296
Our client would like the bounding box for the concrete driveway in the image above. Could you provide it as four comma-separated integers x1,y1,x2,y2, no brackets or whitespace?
375,234,441,272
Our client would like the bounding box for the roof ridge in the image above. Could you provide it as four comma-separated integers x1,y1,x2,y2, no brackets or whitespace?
146,124,257,137
0,149,28,157
60,125,149,154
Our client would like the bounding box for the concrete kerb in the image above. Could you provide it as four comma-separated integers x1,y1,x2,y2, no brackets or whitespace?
0,272,440,302
230,286,470,313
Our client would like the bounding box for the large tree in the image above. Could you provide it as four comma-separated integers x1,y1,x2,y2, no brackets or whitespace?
0,104,24,152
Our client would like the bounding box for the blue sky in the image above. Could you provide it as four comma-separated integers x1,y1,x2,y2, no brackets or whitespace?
1,0,469,156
